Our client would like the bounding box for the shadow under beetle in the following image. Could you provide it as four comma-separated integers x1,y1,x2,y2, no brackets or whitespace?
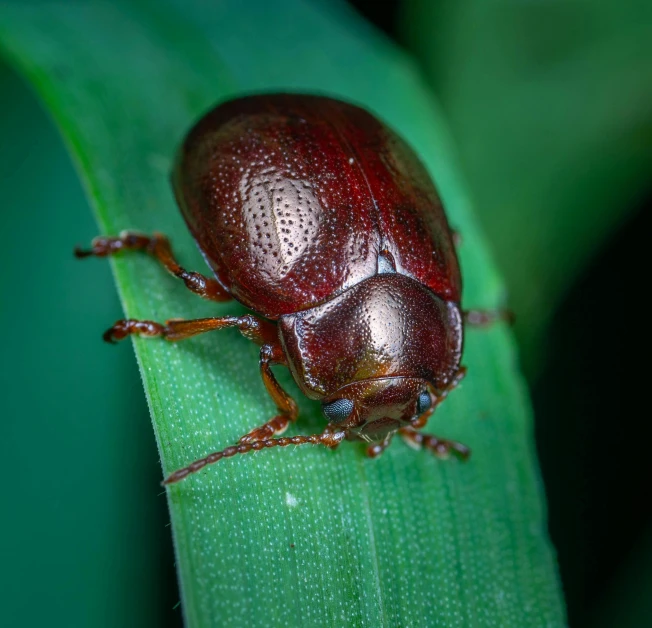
76,94,509,484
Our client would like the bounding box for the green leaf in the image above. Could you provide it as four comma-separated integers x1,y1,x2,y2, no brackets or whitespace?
0,1,565,626
401,0,652,369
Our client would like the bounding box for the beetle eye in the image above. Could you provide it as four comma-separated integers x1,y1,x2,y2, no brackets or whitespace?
416,390,432,415
322,398,354,423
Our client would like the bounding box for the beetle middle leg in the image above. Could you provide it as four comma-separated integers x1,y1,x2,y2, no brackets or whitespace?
75,231,231,302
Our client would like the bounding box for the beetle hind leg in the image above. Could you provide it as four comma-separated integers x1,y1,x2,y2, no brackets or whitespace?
464,309,514,327
75,231,231,302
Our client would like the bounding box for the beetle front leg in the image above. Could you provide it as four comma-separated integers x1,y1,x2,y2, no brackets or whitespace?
238,344,299,444
75,231,231,302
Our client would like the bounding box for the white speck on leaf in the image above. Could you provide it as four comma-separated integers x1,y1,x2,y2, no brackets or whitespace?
285,492,299,508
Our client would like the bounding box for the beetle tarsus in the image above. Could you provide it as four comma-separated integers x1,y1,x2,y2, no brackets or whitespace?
103,319,167,343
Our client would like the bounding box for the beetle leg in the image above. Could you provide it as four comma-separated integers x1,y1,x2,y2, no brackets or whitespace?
101,313,278,345
399,427,470,461
163,429,347,485
238,344,299,444
464,309,515,327
75,231,231,302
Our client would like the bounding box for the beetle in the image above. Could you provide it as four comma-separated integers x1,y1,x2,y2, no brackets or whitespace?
76,94,507,484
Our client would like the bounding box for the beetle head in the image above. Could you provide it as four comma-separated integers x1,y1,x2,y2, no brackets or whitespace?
320,377,433,441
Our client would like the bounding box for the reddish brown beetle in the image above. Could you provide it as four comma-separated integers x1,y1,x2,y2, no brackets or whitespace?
76,94,507,484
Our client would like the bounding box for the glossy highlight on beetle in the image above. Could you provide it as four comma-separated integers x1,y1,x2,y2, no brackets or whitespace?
76,94,508,484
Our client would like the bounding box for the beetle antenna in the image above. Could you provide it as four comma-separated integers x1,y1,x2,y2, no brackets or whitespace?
162,430,346,485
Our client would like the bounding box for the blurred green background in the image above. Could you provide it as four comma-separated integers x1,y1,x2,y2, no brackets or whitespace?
0,61,181,627
1,1,650,626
